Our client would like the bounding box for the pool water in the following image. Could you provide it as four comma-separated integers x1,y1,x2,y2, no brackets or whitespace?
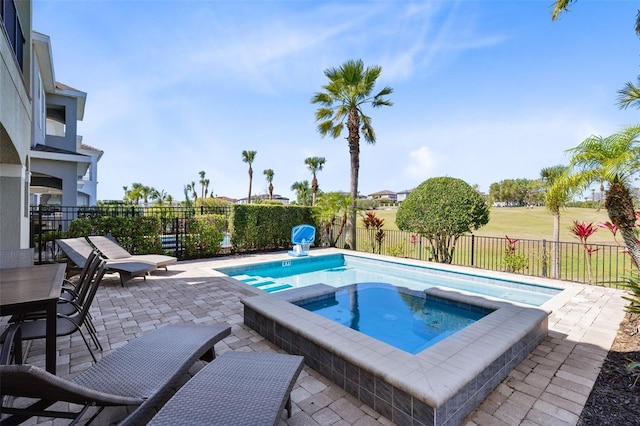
298,283,488,354
221,254,561,306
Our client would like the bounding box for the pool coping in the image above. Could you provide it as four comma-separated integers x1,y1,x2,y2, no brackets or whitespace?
242,280,549,425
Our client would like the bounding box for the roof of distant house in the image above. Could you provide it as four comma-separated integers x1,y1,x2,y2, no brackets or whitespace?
368,190,397,197
214,196,237,203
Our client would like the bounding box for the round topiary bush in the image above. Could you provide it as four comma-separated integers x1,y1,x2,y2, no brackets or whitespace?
396,176,489,263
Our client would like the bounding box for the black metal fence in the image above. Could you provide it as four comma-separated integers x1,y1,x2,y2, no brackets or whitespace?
339,228,636,288
31,205,636,287
30,205,232,263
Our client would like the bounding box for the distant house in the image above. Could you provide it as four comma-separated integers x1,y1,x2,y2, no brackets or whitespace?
396,189,413,203
236,194,290,205
214,196,237,204
367,190,397,201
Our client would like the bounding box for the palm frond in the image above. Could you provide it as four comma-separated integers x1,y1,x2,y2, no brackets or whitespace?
361,119,376,144
331,123,344,139
311,92,333,106
617,76,640,110
551,0,575,21
317,121,334,136
315,107,335,121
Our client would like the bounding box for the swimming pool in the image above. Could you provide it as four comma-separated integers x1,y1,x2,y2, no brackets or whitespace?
232,250,555,425
297,282,489,354
217,253,562,306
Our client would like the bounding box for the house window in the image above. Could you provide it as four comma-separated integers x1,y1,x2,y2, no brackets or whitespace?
46,105,66,137
1,0,25,72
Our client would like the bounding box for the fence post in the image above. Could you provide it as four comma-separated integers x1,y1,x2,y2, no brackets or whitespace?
541,239,547,278
471,234,475,267
174,217,180,258
418,235,422,260
37,205,43,263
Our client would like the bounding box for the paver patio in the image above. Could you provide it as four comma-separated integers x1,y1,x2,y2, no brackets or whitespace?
4,250,628,425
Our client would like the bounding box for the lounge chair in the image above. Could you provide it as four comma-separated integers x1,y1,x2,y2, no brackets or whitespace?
57,238,156,286
0,323,232,425
88,235,177,270
140,352,305,426
288,224,316,257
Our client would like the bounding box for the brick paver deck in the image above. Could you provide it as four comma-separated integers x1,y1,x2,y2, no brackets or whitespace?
5,252,628,425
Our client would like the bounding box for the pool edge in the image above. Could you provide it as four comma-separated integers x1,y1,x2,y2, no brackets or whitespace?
242,289,549,426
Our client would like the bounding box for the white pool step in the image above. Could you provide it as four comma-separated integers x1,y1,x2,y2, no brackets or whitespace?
232,275,292,293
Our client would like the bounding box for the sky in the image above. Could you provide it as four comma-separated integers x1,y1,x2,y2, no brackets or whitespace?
33,0,639,202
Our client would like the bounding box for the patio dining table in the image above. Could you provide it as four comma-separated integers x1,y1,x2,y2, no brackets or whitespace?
0,263,66,373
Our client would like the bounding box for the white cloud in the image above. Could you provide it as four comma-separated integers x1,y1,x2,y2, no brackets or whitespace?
405,146,439,179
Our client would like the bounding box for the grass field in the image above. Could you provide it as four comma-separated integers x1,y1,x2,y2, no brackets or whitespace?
361,206,617,244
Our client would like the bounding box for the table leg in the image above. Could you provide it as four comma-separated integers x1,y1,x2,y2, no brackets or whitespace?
45,299,57,374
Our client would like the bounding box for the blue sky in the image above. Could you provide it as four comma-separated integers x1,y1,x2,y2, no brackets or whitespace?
33,0,639,202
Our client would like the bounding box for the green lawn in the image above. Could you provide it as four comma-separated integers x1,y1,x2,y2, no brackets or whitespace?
362,206,617,244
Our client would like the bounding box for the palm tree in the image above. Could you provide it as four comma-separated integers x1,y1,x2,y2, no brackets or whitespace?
190,181,197,200
618,76,640,110
203,178,210,198
541,165,570,278
263,169,275,200
199,171,207,199
311,59,393,250
130,183,144,205
553,124,640,268
291,181,311,205
304,156,326,205
139,185,154,206
242,150,257,203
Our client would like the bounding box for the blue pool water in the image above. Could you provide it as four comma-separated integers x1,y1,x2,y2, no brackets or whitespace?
218,254,562,306
298,283,488,354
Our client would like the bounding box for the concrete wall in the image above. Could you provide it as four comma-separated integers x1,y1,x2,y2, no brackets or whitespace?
44,93,77,152
0,2,33,250
31,157,78,207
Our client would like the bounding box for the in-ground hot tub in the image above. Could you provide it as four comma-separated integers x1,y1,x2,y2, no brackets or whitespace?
243,284,549,426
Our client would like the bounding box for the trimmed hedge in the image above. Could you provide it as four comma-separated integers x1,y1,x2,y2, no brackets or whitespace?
68,215,163,254
230,204,316,251
183,214,226,258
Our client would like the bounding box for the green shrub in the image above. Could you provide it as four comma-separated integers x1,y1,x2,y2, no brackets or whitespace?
396,177,489,263
184,214,226,258
230,204,316,251
67,215,163,254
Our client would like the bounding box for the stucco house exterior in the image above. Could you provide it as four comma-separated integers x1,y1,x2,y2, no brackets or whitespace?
367,190,397,201
1,1,100,258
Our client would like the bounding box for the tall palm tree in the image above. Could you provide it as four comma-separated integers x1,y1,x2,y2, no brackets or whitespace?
203,178,210,198
242,150,257,203
311,59,393,250
541,165,570,278
304,156,326,206
199,171,207,199
263,169,275,200
190,181,197,200
553,124,640,268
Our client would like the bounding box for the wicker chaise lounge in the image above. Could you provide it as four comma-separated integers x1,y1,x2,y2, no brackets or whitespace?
88,235,177,270
143,351,305,426
57,238,156,286
0,323,231,425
